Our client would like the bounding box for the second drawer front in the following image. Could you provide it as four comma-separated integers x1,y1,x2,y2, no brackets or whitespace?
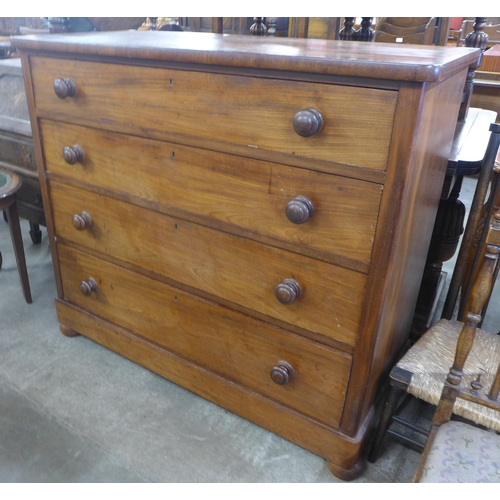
31,56,397,170
51,182,366,346
58,244,352,428
41,120,382,265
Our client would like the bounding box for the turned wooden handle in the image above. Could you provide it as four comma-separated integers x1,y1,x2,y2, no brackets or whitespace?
286,196,314,224
270,362,295,385
54,77,76,99
79,277,98,296
63,145,85,164
293,108,324,137
72,211,92,231
275,278,301,305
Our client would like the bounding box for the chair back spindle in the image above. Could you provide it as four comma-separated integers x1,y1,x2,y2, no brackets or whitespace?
447,239,500,386
459,17,490,121
339,18,356,41
250,18,267,36
442,123,500,320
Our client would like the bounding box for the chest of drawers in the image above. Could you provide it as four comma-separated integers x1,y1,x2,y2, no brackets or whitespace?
13,31,478,480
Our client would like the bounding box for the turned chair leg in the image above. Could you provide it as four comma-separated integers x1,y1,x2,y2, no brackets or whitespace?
6,201,32,303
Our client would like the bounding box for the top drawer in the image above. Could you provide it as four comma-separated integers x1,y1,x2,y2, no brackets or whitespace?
29,56,397,171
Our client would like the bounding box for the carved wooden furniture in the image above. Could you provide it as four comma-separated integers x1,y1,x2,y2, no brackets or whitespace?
13,30,478,480
0,58,44,244
413,212,500,482
410,108,498,339
177,17,451,44
369,123,500,462
0,17,42,36
373,17,437,45
443,124,500,321
0,168,32,303
458,19,500,48
481,44,500,72
412,17,495,338
472,45,500,117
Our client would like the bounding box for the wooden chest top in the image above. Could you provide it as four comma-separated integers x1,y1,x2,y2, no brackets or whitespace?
13,30,479,82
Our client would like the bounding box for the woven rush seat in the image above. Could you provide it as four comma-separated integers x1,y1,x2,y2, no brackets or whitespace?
394,318,500,432
411,217,500,482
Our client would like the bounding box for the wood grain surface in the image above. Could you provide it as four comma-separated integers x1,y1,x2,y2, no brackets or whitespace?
15,31,476,480
50,181,366,346
41,119,382,266
58,244,351,428
31,57,397,170
13,31,480,83
56,298,368,476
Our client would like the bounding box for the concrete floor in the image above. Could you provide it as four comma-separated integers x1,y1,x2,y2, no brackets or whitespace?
0,176,497,483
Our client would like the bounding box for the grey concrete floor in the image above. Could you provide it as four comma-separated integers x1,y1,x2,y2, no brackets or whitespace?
0,175,496,483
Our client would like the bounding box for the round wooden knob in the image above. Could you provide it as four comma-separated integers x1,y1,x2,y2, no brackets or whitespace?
286,196,314,224
270,362,295,385
275,278,301,305
72,211,93,231
63,145,85,164
54,77,76,99
293,108,324,137
79,277,98,296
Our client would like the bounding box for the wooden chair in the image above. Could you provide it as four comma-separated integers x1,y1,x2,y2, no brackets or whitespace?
413,213,500,482
373,17,437,45
458,19,500,48
368,123,500,462
442,125,500,323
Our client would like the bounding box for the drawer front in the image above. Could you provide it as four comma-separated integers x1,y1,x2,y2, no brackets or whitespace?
58,244,351,428
51,182,366,346
0,133,36,172
31,57,397,170
41,120,382,264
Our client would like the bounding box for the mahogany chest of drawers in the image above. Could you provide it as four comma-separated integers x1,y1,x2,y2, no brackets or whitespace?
13,31,478,479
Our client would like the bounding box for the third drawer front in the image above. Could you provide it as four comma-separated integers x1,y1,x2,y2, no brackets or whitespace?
41,119,382,266
58,244,352,429
31,56,397,170
50,182,366,347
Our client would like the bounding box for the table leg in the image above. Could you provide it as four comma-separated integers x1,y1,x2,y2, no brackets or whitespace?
6,201,32,303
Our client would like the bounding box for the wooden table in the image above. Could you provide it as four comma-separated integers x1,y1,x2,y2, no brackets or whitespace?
471,45,500,116
411,107,498,339
481,44,500,72
0,168,31,302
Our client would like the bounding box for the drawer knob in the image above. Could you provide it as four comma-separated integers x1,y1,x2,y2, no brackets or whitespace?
72,211,93,231
54,77,76,99
79,277,98,296
270,362,295,385
63,145,85,164
275,278,301,305
293,108,324,137
286,196,314,224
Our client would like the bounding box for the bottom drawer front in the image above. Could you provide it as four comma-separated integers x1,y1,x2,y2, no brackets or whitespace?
58,245,351,428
